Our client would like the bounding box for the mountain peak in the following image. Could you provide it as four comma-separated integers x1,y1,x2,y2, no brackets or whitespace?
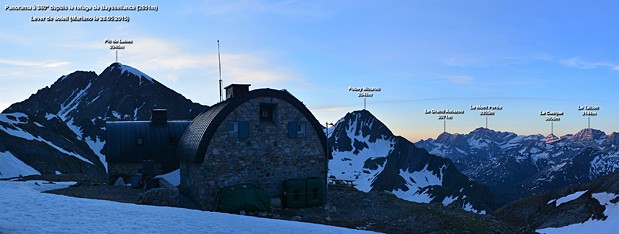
469,127,496,136
545,133,560,144
102,62,154,84
435,131,458,142
571,128,607,143
467,127,517,142
350,109,375,118
342,109,394,138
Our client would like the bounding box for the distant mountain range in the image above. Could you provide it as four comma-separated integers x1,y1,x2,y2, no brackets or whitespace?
328,110,495,213
0,63,207,178
416,127,619,205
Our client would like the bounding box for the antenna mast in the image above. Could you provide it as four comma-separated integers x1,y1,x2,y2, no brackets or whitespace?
218,40,223,102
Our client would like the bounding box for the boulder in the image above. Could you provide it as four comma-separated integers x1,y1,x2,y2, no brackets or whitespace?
139,188,179,207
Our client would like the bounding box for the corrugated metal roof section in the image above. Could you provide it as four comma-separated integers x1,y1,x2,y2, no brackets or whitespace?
105,120,191,163
177,88,328,164
176,101,230,164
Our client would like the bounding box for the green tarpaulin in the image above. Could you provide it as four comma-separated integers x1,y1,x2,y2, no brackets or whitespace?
216,184,271,213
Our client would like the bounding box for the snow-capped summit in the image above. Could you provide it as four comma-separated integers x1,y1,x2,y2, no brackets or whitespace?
1,63,207,177
104,62,154,84
329,110,495,213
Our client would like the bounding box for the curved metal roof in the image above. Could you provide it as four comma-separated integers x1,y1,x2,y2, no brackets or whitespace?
106,120,191,163
177,88,328,163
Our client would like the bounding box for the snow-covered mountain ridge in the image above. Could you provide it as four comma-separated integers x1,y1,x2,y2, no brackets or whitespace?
0,63,207,178
416,127,619,204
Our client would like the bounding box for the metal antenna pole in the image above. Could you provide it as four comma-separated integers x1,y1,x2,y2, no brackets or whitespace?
551,122,554,135
485,116,488,128
218,40,223,102
588,116,591,129
115,50,118,63
444,119,446,133
364,97,366,110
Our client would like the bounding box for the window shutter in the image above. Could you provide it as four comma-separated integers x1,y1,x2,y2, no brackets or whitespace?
288,122,297,138
239,121,249,138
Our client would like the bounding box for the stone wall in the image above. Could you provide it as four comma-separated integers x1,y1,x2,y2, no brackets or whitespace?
108,162,164,182
182,96,327,210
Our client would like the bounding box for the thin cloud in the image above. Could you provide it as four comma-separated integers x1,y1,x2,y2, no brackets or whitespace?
445,75,473,84
371,96,600,104
443,55,483,67
190,0,335,21
559,57,619,71
0,59,71,68
111,37,303,84
311,104,357,112
263,0,301,10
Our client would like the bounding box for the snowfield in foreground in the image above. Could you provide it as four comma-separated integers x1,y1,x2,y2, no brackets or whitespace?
0,181,373,234
538,192,619,234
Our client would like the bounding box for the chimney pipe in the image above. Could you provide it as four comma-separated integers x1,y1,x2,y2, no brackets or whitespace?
224,84,251,100
151,109,168,124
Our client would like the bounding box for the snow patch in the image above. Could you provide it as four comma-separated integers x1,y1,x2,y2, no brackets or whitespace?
119,63,154,85
0,123,94,165
133,102,146,120
0,113,28,124
592,192,619,208
391,165,443,203
0,180,370,233
112,111,121,119
463,202,486,214
538,192,619,234
442,196,457,206
0,151,40,178
58,82,92,120
66,118,83,139
547,190,587,206
45,113,56,120
85,136,106,171
156,169,180,187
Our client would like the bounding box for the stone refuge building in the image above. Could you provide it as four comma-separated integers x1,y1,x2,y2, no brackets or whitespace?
106,109,190,182
177,84,328,210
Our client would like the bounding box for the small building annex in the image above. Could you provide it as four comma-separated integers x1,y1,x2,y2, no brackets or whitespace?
106,109,190,182
177,84,328,210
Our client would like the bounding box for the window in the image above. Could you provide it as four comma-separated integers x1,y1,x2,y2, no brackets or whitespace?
137,137,143,145
297,122,306,137
228,121,249,138
228,121,238,133
288,121,306,138
228,121,238,138
169,137,176,145
260,103,275,122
